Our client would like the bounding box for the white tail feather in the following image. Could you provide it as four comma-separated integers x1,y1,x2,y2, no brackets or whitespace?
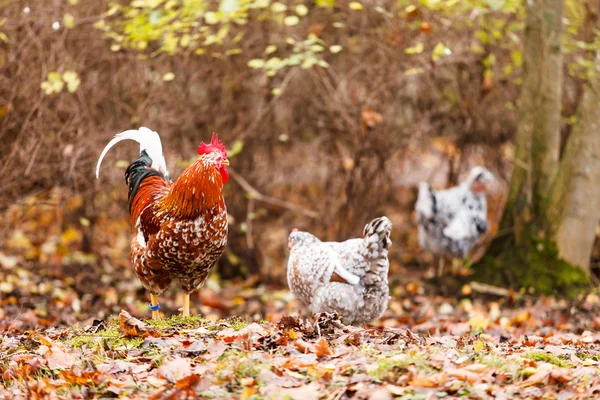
95,127,170,180
415,182,434,219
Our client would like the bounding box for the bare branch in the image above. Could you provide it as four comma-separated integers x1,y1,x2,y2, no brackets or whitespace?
228,168,319,219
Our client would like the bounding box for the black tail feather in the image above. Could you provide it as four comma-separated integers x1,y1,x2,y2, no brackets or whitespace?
124,150,164,212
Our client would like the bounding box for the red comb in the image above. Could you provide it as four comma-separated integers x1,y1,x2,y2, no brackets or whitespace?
198,132,227,158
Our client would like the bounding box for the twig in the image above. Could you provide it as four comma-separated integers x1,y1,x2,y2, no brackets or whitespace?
245,198,255,250
469,281,510,297
229,168,319,219
326,388,346,400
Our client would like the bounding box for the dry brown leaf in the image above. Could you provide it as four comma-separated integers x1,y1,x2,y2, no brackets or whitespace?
39,342,76,370
361,108,383,129
175,373,200,390
549,368,574,384
519,365,551,388
59,370,101,385
446,368,480,384
158,357,193,383
410,373,447,388
463,363,489,373
118,309,158,338
294,339,316,354
315,337,333,358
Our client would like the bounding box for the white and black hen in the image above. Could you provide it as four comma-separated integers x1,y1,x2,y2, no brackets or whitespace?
287,217,392,326
415,166,494,274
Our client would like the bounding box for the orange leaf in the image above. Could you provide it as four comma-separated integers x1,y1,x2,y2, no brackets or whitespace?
175,373,200,390
118,309,158,338
315,337,333,358
520,367,551,388
410,373,447,388
294,339,316,354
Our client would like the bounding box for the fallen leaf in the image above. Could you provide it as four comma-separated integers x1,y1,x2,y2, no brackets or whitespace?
118,309,159,338
520,365,552,388
315,337,333,358
158,357,193,383
410,373,447,387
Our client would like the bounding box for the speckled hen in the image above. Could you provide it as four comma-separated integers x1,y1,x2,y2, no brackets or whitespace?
287,217,392,326
415,166,493,275
96,127,229,319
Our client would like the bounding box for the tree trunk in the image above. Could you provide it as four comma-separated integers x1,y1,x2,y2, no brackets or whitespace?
503,0,563,239
474,0,592,296
549,53,600,272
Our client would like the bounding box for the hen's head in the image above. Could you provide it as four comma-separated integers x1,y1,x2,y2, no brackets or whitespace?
288,229,319,250
198,133,229,184
466,166,494,193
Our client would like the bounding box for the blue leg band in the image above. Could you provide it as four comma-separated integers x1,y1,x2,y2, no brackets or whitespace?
149,302,160,311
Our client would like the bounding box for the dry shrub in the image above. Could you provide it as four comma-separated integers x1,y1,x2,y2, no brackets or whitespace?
0,1,521,281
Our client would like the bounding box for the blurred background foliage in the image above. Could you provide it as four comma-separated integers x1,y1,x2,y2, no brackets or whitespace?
0,0,598,324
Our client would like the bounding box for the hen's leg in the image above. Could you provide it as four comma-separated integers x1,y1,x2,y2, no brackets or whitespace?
150,294,160,320
436,257,445,278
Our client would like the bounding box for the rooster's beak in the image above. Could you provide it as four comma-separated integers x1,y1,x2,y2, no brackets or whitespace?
223,159,230,166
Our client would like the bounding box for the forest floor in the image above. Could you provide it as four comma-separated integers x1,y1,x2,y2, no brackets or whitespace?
3,192,600,399
2,281,600,399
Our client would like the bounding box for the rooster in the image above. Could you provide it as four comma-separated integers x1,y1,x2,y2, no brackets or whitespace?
96,127,229,319
415,166,493,276
287,217,392,326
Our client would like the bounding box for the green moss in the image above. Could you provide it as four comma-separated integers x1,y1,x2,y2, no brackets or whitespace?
226,316,249,331
146,314,207,330
525,351,573,368
473,229,590,298
66,326,144,349
368,353,434,381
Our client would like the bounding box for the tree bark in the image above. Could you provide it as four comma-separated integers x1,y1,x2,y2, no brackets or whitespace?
549,53,600,272
474,0,592,296
502,0,563,239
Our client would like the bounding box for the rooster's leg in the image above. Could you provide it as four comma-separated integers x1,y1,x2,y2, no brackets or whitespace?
181,293,190,317
150,294,160,320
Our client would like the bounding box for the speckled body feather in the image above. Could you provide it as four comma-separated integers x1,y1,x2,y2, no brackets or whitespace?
124,143,228,296
287,217,392,326
415,166,493,258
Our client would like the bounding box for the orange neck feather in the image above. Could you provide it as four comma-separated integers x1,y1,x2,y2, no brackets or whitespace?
158,157,224,220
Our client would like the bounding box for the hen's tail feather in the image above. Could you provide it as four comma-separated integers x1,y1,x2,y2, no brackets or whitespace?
363,216,392,255
125,151,165,212
415,182,436,220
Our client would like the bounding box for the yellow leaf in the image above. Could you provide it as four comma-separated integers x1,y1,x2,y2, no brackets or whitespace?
63,13,75,29
284,16,299,26
180,34,191,47
62,71,78,83
271,2,287,12
349,2,363,10
248,59,265,68
48,72,62,82
162,72,175,81
329,45,343,53
473,339,484,352
295,4,308,16
468,315,489,332
204,12,219,24
60,227,80,245
265,45,277,55
405,43,424,55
